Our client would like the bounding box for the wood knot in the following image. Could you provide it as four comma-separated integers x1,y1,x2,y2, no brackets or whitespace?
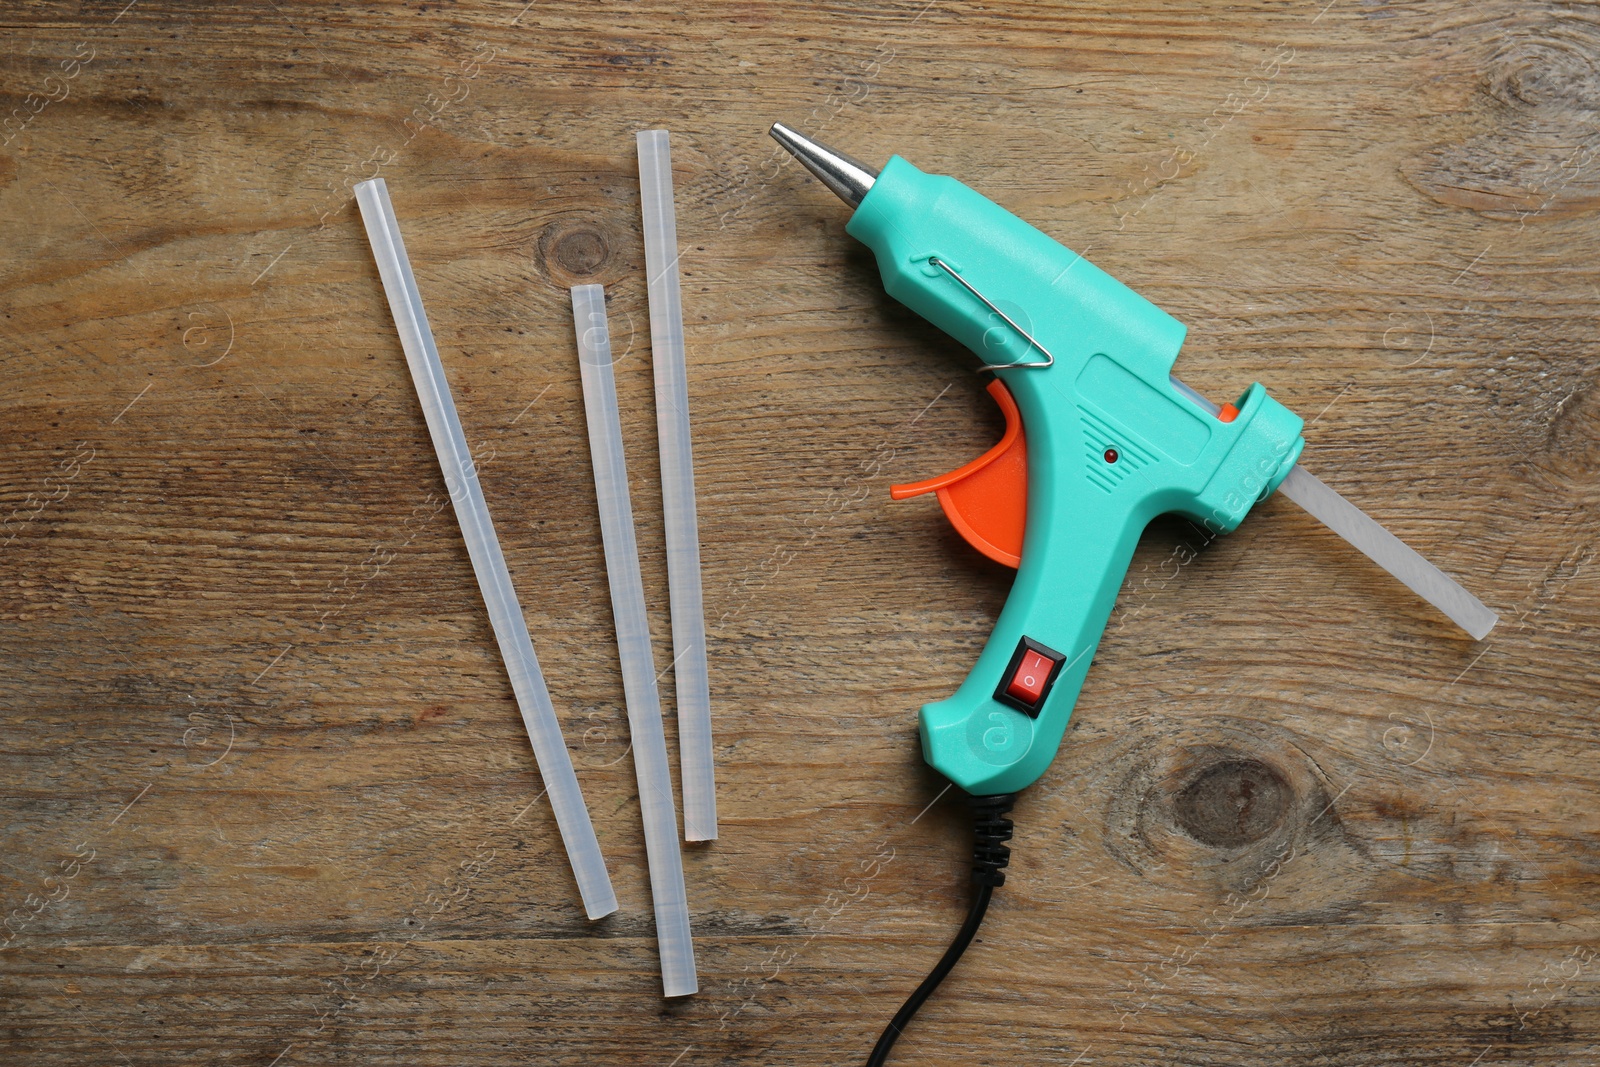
1487,33,1600,115
538,219,616,287
1403,23,1600,219
536,215,637,290
1094,718,1367,913
553,228,608,276
1173,758,1290,848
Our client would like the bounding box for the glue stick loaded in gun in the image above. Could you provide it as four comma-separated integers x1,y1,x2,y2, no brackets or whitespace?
769,123,1500,1065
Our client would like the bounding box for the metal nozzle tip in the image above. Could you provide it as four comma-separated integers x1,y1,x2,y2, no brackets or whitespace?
768,122,878,209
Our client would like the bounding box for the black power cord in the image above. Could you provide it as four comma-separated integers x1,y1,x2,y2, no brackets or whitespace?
864,792,1017,1067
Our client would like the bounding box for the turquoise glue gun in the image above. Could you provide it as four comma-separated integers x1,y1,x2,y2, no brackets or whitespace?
770,124,1498,797
771,123,1303,795
768,123,1500,1066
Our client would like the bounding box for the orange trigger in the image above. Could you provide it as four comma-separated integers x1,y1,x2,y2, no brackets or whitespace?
890,378,1026,569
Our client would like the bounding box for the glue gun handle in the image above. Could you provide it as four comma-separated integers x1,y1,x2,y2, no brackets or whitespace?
917,452,1148,796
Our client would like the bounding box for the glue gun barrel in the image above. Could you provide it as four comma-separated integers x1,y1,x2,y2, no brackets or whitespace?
769,123,878,207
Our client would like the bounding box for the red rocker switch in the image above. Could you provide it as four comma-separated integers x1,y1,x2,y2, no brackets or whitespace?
993,636,1068,717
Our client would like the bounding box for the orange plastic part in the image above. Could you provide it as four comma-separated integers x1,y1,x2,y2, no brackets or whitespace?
891,378,1026,569
1218,402,1240,423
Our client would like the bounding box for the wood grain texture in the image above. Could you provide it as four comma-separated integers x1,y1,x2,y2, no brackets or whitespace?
2,0,1598,1063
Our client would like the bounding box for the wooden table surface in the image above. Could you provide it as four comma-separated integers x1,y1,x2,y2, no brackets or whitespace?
4,1,1598,1063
